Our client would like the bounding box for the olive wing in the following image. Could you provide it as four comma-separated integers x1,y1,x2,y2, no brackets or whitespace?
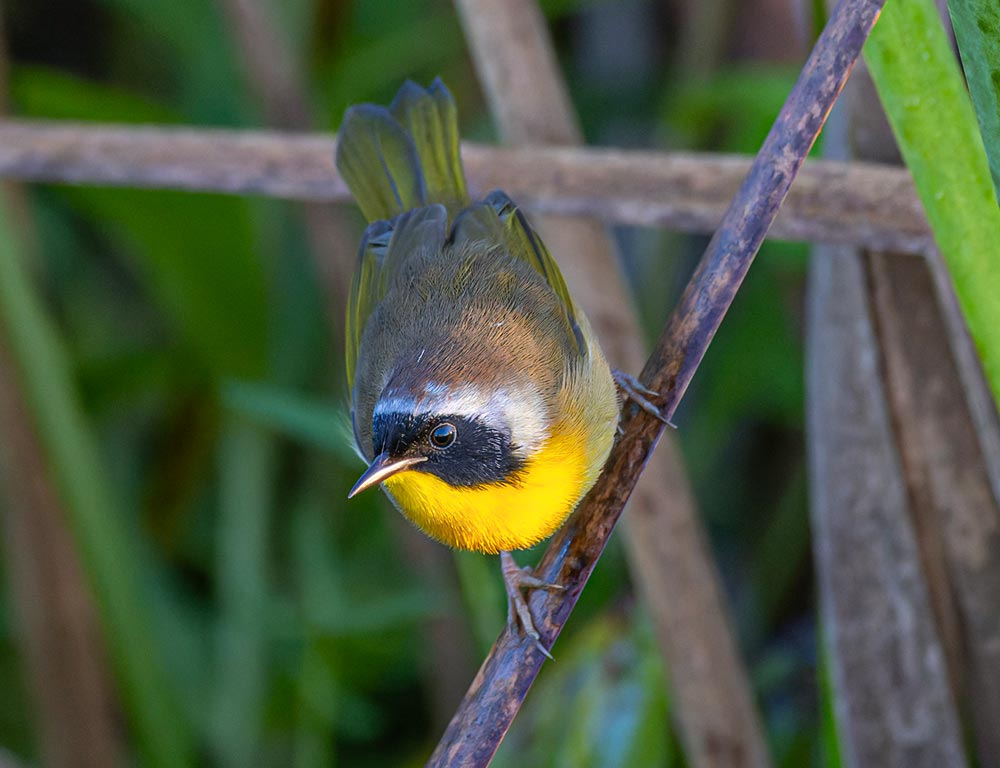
345,205,449,391
449,190,586,358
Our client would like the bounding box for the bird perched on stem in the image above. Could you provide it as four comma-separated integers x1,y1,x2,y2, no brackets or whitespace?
339,79,657,654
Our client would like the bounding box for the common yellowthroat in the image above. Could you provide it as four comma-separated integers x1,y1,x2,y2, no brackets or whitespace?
338,80,654,651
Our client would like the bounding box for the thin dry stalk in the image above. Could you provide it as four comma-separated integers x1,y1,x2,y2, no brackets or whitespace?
0,8,124,766
807,246,968,768
0,341,125,768
806,57,969,768
846,60,1000,767
849,60,966,709
215,0,355,313
429,0,884,763
0,122,932,253
216,0,311,129
869,250,1000,764
454,0,769,765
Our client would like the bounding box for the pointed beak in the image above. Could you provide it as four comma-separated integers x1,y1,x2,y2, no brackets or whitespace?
347,452,427,498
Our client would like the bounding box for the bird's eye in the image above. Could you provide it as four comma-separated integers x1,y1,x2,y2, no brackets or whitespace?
429,423,456,449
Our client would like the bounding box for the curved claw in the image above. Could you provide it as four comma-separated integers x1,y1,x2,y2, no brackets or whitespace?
612,369,676,428
500,551,563,660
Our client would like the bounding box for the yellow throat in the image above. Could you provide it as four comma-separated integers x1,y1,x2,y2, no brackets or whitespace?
382,423,588,554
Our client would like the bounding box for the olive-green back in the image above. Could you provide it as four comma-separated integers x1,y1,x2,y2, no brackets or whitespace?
336,80,585,394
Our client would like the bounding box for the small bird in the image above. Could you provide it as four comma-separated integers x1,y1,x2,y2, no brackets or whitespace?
338,80,649,653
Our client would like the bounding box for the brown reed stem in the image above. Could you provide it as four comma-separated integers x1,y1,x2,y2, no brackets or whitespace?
0,122,930,254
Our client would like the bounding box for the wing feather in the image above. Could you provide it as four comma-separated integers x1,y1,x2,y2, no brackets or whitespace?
450,191,586,357
345,206,449,390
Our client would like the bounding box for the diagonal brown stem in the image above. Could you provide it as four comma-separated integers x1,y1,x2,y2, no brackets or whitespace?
428,0,886,764
454,0,769,764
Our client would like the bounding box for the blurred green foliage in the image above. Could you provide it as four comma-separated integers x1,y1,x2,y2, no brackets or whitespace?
0,0,843,765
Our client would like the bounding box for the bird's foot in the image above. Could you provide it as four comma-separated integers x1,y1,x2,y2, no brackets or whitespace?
500,551,563,660
612,369,675,428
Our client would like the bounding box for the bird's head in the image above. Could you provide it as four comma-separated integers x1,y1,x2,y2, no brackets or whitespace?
348,375,551,497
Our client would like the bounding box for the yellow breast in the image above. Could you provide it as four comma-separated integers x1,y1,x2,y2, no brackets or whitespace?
383,424,589,554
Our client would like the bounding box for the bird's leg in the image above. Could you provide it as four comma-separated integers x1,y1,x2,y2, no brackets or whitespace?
500,551,563,660
612,369,675,427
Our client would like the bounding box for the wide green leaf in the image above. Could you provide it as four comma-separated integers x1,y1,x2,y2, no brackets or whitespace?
221,381,356,460
865,0,1000,408
210,419,275,768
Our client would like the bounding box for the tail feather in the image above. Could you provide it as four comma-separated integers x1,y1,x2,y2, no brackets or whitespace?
336,104,426,222
390,79,468,215
336,79,469,223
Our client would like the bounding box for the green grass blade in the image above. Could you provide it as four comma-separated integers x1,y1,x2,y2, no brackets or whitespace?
210,419,275,768
0,202,193,766
948,0,1000,195
864,0,1000,409
221,381,357,461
